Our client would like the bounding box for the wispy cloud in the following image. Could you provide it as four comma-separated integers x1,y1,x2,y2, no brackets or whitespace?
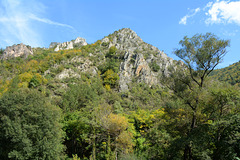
221,29,239,36
0,0,74,47
28,14,74,29
205,0,240,25
179,8,200,25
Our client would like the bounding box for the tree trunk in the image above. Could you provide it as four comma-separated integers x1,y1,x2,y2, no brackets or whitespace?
191,111,196,129
92,127,96,160
115,142,118,160
106,132,111,160
184,110,196,160
184,144,192,160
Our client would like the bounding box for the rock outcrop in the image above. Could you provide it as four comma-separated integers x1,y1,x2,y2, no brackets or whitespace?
1,43,33,60
44,56,98,80
101,28,178,91
49,37,87,52
49,42,60,49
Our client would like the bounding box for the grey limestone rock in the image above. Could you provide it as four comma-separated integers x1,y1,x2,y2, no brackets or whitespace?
45,56,98,80
49,42,60,49
1,43,33,60
49,37,88,51
104,28,177,92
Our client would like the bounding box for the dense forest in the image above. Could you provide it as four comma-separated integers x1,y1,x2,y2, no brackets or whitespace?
0,29,239,160
211,61,240,87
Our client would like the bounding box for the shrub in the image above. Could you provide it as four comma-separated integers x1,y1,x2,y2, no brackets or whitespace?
150,61,160,72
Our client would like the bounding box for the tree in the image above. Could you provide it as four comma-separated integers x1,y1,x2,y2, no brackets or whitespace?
0,48,4,56
174,33,229,130
174,33,229,88
106,46,117,59
62,82,99,111
95,105,133,160
167,33,230,160
0,88,64,160
205,82,240,160
102,69,119,89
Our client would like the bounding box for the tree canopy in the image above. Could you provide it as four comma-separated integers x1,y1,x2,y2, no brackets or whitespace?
0,88,64,160
174,33,230,87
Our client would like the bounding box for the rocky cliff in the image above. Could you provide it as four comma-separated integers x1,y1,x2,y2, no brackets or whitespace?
49,37,87,51
1,43,33,60
44,28,181,92
100,28,178,91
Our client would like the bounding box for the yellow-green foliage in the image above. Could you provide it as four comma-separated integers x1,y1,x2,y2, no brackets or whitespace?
107,113,128,134
211,61,240,87
103,69,119,87
0,80,10,97
102,112,134,153
24,60,39,72
129,108,167,134
72,154,81,160
18,72,47,88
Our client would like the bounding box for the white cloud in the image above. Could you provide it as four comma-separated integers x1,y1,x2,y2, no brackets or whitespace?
179,8,200,25
205,0,240,25
0,0,74,47
179,16,187,25
203,2,213,11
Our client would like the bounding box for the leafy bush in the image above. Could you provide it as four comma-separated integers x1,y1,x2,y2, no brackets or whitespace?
150,61,160,72
106,46,117,58
102,69,119,88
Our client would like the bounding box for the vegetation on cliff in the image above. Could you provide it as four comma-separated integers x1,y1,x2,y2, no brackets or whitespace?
0,29,239,160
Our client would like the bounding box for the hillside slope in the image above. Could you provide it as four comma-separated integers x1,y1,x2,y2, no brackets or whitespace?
211,61,240,87
0,28,182,94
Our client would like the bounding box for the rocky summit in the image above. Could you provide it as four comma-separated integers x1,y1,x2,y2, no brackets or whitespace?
100,28,179,91
1,43,33,60
49,37,87,51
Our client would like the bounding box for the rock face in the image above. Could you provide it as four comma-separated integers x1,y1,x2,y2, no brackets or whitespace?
1,43,33,60
101,28,178,92
49,37,87,52
45,56,98,80
49,42,60,49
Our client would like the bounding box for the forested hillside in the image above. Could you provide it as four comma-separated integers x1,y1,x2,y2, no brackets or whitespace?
0,29,239,160
211,61,240,87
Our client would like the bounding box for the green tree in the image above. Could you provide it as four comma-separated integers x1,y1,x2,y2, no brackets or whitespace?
0,88,64,160
62,82,99,112
63,111,93,159
204,82,240,159
149,61,160,72
102,69,119,88
167,33,230,160
106,46,117,59
0,48,4,56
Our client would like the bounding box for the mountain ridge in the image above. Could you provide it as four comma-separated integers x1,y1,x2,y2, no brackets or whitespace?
0,28,181,92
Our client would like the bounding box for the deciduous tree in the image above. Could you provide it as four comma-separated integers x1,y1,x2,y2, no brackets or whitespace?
167,33,230,160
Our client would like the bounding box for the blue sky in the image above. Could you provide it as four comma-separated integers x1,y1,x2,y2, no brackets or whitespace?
0,0,240,68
